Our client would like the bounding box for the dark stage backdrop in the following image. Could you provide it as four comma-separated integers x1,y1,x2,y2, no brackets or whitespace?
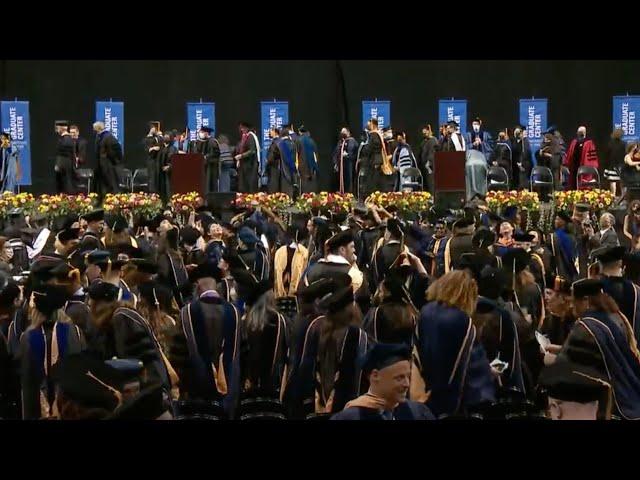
1,59,638,194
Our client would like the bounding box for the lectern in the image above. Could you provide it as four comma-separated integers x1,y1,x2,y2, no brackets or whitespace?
171,153,204,195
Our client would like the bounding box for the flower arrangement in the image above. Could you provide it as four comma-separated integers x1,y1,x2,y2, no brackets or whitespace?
35,193,98,219
104,192,163,219
234,192,267,210
553,189,614,213
169,192,205,214
486,190,540,212
0,192,36,218
364,191,432,217
295,192,355,215
261,192,293,212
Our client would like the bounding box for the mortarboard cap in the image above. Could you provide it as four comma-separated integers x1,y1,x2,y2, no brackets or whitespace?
138,281,174,311
513,232,535,243
317,284,354,313
106,383,167,420
127,258,158,275
453,217,475,230
180,226,201,246
572,278,604,299
503,205,519,221
238,226,260,245
575,203,591,213
232,268,272,306
297,277,336,303
361,343,412,374
87,280,120,302
478,266,507,300
386,218,405,238
189,261,222,283
538,359,611,404
82,209,105,223
325,230,354,252
472,228,496,249
200,126,213,134
56,228,81,244
501,248,531,275
556,211,572,224
593,246,626,265
446,120,459,128
55,120,69,127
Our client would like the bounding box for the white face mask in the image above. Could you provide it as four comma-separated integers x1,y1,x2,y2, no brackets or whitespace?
473,124,480,133
198,132,206,140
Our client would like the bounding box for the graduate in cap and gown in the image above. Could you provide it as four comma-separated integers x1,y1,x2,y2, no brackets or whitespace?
359,118,391,198
93,121,122,198
465,117,494,160
237,226,270,283
144,122,164,193
444,216,476,273
559,278,640,419
170,262,241,418
412,270,496,418
502,248,546,331
372,218,408,287
79,209,106,252
514,232,547,291
593,246,640,345
538,358,612,420
549,211,579,284
472,227,499,270
297,125,319,194
273,212,310,301
264,126,281,192
232,268,289,414
426,218,451,278
180,226,206,268
156,131,177,202
54,120,76,194
331,343,435,420
191,126,221,195
235,122,261,193
157,226,190,308
267,127,298,197
439,120,466,152
285,272,368,419
19,267,85,419
333,127,359,194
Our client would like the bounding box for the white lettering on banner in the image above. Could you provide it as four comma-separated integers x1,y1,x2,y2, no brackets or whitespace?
269,108,276,127
447,106,454,121
370,108,378,121
9,107,16,140
196,109,203,131
630,111,636,135
534,114,541,139
104,108,112,132
622,103,629,135
453,115,461,128
528,106,535,139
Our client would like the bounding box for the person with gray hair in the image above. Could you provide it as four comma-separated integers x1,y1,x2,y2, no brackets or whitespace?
93,120,122,199
588,212,620,251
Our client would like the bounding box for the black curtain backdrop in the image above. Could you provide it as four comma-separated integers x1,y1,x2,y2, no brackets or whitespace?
1,59,639,194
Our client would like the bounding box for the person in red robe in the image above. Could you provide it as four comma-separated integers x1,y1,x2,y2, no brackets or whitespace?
564,126,599,189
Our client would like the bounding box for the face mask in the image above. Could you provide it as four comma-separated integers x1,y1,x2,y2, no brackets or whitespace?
577,133,585,140
472,125,480,133
33,284,71,315
198,132,206,140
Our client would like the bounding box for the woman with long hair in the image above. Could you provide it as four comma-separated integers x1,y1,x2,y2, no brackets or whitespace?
285,272,368,419
604,128,626,197
623,199,640,252
412,269,495,418
137,280,179,355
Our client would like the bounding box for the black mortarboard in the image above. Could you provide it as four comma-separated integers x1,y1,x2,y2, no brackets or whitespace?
513,232,535,243
453,217,474,230
82,209,105,223
514,124,526,131
325,230,354,252
553,276,572,294
30,256,64,283
147,214,164,233
624,252,640,270
238,121,253,129
56,228,81,244
472,228,496,249
128,258,159,275
593,246,626,265
575,203,591,213
501,248,531,275
189,261,222,283
297,277,336,303
556,211,572,224
232,268,272,306
111,244,142,262
55,120,69,127
538,359,611,404
544,125,558,135
107,383,166,420
138,281,174,312
382,269,412,304
49,262,78,281
238,226,260,245
446,120,459,128
200,126,213,133
361,343,412,374
478,266,507,300
51,352,124,414
317,284,354,313
386,218,405,239
180,226,201,246
572,278,604,299
87,280,120,302
108,215,129,234
85,250,112,269
487,211,503,224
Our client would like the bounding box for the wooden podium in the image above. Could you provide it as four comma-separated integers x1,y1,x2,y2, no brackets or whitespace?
171,153,204,195
433,151,466,209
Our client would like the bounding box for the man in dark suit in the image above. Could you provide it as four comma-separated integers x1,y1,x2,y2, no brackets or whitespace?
589,212,620,250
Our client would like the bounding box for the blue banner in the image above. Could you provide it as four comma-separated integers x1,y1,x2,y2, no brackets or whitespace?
438,99,467,133
362,101,391,130
0,100,31,186
519,98,547,164
95,100,124,152
187,102,216,141
260,101,288,183
613,95,640,143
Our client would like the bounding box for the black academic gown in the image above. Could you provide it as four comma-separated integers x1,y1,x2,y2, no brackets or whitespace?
360,130,385,198
418,136,439,193
355,226,383,295
156,143,176,202
144,134,163,194
267,137,297,197
64,290,94,344
238,245,269,283
363,301,415,346
236,132,260,193
179,294,241,417
601,276,640,345
333,136,358,194
79,230,105,252
191,137,221,194
95,131,122,197
19,312,85,419
157,249,190,307
55,133,76,194
372,241,402,287
297,134,319,194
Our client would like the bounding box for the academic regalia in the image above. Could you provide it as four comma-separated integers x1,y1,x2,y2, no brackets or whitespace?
95,130,122,197
511,135,532,189
529,251,547,291
297,133,319,193
601,276,640,345
360,129,387,197
156,142,176,202
413,301,496,418
179,294,241,418
19,312,85,419
157,249,190,307
515,282,545,331
267,135,298,197
549,228,579,283
55,132,76,194
426,234,450,278
372,241,403,286
274,243,309,298
465,130,494,160
79,230,105,252
265,137,282,193
64,289,93,343
183,246,206,267
238,244,270,283
191,136,221,194
363,300,415,346
444,231,474,273
0,144,20,193
285,316,368,419
417,135,439,193
565,137,599,189
493,140,513,186
331,397,435,420
560,310,640,420
144,134,164,194
333,136,358,194
236,130,260,193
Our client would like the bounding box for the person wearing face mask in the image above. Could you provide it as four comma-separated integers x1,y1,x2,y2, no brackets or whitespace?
54,120,77,194
511,124,532,189
417,124,439,193
0,133,21,194
536,132,564,191
234,121,260,194
391,131,417,191
439,120,466,152
332,127,358,194
144,121,163,194
359,118,392,198
266,127,298,197
19,259,85,419
465,117,494,161
156,131,177,203
190,126,221,195
564,125,600,190
491,130,513,187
